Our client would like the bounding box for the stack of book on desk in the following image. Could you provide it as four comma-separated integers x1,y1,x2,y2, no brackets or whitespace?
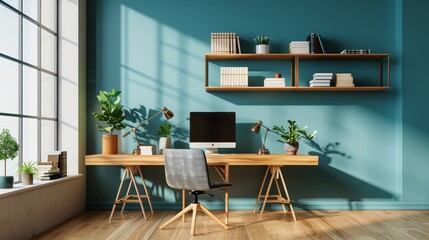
37,161,61,180
289,41,309,54
264,78,285,87
310,73,333,87
336,73,355,87
139,145,155,155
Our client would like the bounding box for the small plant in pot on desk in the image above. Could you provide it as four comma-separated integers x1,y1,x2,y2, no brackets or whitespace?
273,120,317,155
0,128,19,188
157,122,173,154
92,89,126,154
17,161,39,185
254,35,272,54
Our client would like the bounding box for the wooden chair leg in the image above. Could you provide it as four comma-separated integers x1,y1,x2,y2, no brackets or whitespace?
109,166,128,222
160,204,194,230
190,204,198,235
199,204,228,229
254,166,270,213
182,190,186,222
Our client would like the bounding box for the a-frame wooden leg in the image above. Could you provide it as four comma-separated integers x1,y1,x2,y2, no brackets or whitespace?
274,173,287,213
129,166,147,220
137,166,154,215
278,168,296,221
121,168,133,214
259,166,276,220
109,166,128,222
254,166,270,213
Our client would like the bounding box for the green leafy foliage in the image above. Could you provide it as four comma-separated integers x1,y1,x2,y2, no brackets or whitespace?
17,161,39,177
254,36,272,45
92,89,126,134
273,120,318,144
0,128,19,176
157,123,173,137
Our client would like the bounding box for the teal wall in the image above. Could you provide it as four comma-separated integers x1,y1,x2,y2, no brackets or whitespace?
86,0,429,210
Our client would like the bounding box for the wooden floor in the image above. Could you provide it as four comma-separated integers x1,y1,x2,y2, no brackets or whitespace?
32,210,429,240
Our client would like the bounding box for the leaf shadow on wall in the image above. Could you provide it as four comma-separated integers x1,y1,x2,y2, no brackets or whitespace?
289,140,394,210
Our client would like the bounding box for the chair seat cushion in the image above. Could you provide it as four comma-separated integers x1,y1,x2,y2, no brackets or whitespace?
210,181,232,190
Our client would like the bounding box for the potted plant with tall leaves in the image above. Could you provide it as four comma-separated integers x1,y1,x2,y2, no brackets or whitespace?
254,35,272,54
92,89,126,154
0,129,19,188
273,120,317,155
157,122,173,154
17,161,38,185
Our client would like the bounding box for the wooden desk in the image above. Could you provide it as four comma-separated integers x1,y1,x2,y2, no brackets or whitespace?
86,154,318,222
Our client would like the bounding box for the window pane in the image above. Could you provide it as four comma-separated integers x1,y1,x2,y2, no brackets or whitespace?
41,120,56,160
41,73,56,118
23,0,39,22
23,19,39,66
0,58,19,114
0,5,19,59
3,0,20,10
23,66,39,116
23,118,38,162
0,116,19,176
41,0,56,32
41,29,56,73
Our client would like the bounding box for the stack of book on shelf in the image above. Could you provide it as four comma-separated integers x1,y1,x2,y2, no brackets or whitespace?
211,33,241,54
307,33,326,54
37,161,61,180
340,49,371,54
220,67,248,87
139,145,155,155
264,77,285,87
336,73,354,87
289,41,309,54
310,73,333,87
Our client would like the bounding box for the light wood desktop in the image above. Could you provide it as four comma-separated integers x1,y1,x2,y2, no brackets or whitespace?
85,153,318,223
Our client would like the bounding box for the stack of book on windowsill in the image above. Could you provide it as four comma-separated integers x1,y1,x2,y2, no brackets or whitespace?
37,161,61,180
336,73,354,87
139,145,155,155
310,73,333,87
264,78,286,87
289,41,309,54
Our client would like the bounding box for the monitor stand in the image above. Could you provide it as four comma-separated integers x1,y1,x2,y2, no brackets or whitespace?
205,148,219,154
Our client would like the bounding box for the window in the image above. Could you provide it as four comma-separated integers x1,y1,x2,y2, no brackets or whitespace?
0,0,58,182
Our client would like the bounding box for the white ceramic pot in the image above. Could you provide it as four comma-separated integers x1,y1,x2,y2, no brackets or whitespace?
159,137,171,154
256,44,269,54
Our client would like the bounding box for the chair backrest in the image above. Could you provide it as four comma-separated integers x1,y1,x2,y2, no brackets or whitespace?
163,149,211,191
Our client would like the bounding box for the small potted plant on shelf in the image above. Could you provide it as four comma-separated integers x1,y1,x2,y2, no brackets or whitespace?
17,161,38,185
0,128,20,188
254,35,272,54
92,89,126,154
157,122,173,154
273,120,317,155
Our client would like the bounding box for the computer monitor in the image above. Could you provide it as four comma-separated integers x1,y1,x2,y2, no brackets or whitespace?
189,112,236,154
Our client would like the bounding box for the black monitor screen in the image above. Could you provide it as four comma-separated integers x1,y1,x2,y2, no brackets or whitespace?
190,112,236,143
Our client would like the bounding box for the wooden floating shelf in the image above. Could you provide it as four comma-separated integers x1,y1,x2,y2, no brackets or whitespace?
205,53,390,61
205,86,390,92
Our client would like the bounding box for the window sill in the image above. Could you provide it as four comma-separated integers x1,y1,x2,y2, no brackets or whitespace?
0,174,83,199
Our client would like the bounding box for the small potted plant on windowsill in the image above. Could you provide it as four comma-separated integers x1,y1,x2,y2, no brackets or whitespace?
92,89,126,154
0,128,20,188
254,35,272,54
157,122,173,154
273,120,317,155
17,161,39,185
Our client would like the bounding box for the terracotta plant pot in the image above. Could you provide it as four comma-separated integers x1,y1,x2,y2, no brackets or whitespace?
102,134,118,154
22,173,33,185
285,142,299,155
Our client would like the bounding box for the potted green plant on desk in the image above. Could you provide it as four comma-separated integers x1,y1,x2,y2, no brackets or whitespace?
92,89,126,154
157,122,173,154
273,120,317,155
0,128,19,188
17,161,38,185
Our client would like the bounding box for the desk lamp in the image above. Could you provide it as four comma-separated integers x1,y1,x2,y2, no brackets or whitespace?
123,107,174,154
251,120,274,155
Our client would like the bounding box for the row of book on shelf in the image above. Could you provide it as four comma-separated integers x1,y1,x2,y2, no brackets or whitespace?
310,73,355,87
37,151,67,180
211,32,241,54
220,67,248,87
